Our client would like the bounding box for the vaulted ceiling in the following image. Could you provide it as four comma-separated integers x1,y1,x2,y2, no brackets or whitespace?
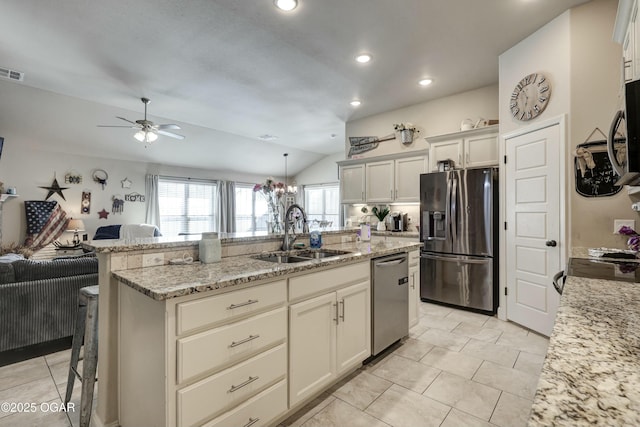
0,0,590,176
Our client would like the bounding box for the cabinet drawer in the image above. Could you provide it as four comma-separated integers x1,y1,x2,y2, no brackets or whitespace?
177,344,287,427
201,380,287,427
289,262,369,301
176,280,287,335
177,307,287,384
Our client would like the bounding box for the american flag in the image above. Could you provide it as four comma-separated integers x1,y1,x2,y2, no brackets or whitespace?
24,201,68,251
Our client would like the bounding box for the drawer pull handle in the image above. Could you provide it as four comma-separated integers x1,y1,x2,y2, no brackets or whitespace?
228,375,260,393
227,299,259,310
229,334,260,348
243,417,260,427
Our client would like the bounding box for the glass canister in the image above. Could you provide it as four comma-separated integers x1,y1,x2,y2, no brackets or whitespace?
199,232,221,263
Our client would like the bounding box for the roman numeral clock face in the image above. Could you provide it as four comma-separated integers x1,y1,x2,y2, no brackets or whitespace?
510,73,551,121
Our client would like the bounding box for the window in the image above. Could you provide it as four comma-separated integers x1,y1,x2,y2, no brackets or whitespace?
235,184,269,232
304,183,339,226
158,177,218,236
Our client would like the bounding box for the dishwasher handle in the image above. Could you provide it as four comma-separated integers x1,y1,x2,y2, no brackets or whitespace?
374,257,407,267
553,270,565,295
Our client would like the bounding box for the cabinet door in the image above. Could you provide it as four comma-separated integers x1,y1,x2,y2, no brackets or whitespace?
464,134,498,168
633,2,640,81
429,140,463,171
408,265,420,328
624,29,634,83
289,293,336,406
365,160,394,203
340,165,365,203
395,156,427,202
336,281,371,375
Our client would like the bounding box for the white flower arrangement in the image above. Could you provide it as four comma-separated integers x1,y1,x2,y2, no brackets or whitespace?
393,122,416,132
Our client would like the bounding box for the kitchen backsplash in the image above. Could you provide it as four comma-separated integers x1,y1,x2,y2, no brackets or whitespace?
344,204,420,231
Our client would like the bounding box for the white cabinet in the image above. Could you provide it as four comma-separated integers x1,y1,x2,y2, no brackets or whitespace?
616,0,640,82
427,126,499,172
340,164,365,203
395,156,428,202
365,160,394,203
339,154,427,204
408,250,420,328
288,263,370,407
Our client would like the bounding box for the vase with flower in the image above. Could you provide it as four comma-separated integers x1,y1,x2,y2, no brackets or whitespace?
371,206,390,231
253,177,285,233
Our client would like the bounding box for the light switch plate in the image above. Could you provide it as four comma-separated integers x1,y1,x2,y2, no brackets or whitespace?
614,219,636,234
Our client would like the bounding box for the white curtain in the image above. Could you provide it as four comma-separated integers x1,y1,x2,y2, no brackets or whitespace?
217,180,236,233
145,174,161,227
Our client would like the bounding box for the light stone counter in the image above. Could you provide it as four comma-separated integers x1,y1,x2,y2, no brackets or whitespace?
529,261,640,425
112,240,421,300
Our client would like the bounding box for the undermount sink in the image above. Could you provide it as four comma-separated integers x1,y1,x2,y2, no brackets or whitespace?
253,249,352,264
252,253,310,264
294,249,352,259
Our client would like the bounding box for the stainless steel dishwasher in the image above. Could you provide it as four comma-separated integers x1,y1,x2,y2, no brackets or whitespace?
371,253,409,356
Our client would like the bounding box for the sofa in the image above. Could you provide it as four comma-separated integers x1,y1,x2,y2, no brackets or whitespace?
0,254,98,352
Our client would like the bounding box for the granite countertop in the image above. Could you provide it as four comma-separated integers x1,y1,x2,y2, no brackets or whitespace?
371,230,420,238
112,241,421,301
83,228,360,253
529,256,640,425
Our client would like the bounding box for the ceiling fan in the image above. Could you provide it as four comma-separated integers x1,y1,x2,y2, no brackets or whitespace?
98,97,185,144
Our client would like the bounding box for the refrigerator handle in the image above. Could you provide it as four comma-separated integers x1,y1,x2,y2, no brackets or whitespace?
451,175,458,245
445,174,452,246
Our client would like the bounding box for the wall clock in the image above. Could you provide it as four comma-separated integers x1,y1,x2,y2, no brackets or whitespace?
510,73,551,121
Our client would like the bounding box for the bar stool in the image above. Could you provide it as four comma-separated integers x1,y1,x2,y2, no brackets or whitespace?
65,285,99,427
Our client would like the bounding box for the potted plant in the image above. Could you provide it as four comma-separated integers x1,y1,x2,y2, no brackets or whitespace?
393,123,417,144
371,206,390,231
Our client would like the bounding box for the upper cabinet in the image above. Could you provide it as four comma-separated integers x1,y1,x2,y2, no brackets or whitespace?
426,125,499,172
338,153,428,204
616,0,640,83
340,164,366,203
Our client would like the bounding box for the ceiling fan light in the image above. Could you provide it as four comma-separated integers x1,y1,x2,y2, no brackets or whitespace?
146,131,158,142
134,130,146,142
274,0,297,11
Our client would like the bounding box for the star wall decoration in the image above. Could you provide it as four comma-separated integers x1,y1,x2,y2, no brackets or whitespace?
121,177,132,189
39,176,69,201
98,208,109,219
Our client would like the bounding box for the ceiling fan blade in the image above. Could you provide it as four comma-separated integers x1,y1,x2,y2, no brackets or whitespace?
157,129,185,140
116,116,138,125
97,125,138,128
156,124,181,130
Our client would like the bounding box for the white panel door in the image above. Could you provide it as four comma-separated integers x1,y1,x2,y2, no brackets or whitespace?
505,124,561,336
395,156,427,202
335,281,370,375
289,293,336,406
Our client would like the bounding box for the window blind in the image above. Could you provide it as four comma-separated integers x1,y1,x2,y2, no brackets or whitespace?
158,177,218,236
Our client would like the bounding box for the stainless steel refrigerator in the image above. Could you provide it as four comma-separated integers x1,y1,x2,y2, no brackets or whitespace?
419,168,498,313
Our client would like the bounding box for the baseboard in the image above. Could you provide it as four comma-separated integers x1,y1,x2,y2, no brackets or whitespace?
0,336,72,367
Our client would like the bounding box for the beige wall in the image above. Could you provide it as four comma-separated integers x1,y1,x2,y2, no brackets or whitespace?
569,0,635,249
345,84,499,159
499,0,631,250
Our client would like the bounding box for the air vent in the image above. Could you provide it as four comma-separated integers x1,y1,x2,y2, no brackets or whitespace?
0,67,24,82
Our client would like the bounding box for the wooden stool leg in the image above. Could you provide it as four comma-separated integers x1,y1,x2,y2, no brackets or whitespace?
79,296,98,427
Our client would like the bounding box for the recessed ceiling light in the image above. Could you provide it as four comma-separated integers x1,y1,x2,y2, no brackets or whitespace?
418,78,433,86
350,100,361,107
355,54,372,64
274,0,298,11
258,134,279,141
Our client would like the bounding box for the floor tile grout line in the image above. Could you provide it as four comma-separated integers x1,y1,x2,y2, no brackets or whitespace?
331,393,393,427
45,354,74,427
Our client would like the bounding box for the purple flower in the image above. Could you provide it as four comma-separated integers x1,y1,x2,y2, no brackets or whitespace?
629,236,640,251
619,225,638,236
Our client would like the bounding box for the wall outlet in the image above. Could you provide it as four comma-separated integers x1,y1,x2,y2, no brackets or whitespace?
614,219,636,234
341,235,352,243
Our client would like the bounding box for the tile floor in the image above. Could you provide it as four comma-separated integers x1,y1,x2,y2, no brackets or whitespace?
0,302,549,427
280,302,549,427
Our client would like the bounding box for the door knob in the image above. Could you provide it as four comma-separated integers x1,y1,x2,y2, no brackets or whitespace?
545,240,557,247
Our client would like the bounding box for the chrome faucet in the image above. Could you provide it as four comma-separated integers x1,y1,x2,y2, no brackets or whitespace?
282,204,309,251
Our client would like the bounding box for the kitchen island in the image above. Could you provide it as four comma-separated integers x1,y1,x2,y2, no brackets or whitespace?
528,254,640,426
84,231,420,427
